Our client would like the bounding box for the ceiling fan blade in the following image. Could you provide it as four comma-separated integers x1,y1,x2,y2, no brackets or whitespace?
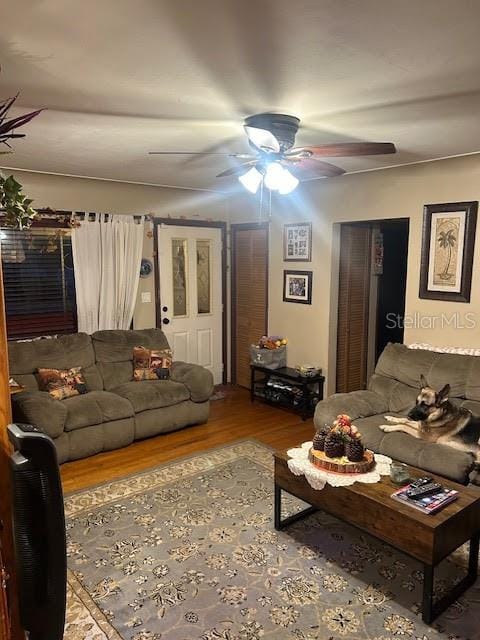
216,161,257,178
149,151,255,159
286,142,396,158
283,157,345,180
244,125,280,153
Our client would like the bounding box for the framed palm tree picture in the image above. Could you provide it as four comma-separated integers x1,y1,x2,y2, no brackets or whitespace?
419,201,478,302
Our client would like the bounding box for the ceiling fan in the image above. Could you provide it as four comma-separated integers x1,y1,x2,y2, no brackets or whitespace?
149,113,396,194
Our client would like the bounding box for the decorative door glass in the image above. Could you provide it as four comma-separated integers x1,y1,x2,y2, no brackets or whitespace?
197,239,211,314
172,238,187,317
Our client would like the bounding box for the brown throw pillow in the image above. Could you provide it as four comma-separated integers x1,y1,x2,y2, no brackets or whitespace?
133,346,173,381
37,366,88,400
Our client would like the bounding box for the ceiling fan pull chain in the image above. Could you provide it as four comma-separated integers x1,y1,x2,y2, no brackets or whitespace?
258,178,264,224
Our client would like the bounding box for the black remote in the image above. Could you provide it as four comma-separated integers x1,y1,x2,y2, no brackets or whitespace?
406,483,442,500
409,476,433,489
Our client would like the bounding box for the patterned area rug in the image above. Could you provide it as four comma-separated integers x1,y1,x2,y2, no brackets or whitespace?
64,441,480,640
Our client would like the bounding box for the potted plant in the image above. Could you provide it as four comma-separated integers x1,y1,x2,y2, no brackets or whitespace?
0,173,37,229
0,93,42,228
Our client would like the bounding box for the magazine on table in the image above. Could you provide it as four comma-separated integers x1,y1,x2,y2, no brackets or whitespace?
391,483,458,515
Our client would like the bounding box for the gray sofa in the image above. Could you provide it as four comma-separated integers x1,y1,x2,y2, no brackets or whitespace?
9,328,213,463
314,343,480,485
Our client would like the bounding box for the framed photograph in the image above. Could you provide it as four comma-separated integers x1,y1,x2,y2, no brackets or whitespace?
419,201,478,302
283,222,312,261
283,270,313,304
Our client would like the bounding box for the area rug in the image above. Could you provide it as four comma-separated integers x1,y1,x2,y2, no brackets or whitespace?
64,441,480,640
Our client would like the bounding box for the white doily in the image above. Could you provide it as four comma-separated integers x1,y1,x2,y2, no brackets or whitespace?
287,441,392,490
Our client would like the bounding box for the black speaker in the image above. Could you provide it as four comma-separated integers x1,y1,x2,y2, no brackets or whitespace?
8,423,66,640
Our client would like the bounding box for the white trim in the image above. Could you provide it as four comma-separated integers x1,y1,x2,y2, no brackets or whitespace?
3,149,480,190
304,150,480,182
0,165,225,194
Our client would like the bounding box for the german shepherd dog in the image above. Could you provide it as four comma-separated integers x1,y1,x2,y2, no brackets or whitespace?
379,375,480,466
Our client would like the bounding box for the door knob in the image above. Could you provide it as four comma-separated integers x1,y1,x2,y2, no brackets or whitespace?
162,318,170,325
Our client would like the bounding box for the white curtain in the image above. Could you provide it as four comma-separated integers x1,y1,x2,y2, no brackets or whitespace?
72,214,144,332
71,213,102,334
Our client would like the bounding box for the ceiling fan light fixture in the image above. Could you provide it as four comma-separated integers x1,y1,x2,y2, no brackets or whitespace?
238,166,263,194
264,162,299,194
244,125,281,152
277,169,299,195
264,162,285,191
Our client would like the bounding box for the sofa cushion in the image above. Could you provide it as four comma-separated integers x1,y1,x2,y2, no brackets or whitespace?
375,343,476,400
8,333,103,392
63,391,134,432
11,391,67,439
92,329,171,390
54,418,135,463
170,361,214,402
356,413,475,484
465,356,480,402
314,390,388,430
113,380,190,413
460,399,480,416
368,374,418,413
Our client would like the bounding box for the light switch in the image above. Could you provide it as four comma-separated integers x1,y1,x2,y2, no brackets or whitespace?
141,291,152,303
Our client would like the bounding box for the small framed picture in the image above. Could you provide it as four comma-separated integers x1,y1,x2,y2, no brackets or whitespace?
283,222,312,261
419,201,478,302
283,270,313,304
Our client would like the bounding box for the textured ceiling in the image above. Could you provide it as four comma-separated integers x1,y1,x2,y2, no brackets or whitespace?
2,0,480,192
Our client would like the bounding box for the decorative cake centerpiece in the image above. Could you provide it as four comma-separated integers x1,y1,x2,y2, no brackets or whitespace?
309,414,375,474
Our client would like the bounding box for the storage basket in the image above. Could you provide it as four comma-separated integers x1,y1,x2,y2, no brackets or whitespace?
250,345,286,369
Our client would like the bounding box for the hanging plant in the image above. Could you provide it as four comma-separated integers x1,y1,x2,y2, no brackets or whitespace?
0,88,43,228
0,173,37,228
0,93,43,152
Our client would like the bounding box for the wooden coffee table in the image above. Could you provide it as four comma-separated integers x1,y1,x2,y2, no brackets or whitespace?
274,448,480,624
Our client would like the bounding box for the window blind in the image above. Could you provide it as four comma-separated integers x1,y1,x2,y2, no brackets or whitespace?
1,228,77,339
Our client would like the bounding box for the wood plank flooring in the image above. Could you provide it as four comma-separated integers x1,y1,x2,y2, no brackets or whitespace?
60,385,315,494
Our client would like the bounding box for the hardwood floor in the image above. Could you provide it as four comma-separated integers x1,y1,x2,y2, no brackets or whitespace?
60,385,315,494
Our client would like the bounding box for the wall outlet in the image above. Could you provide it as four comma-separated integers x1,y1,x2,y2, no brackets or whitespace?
141,291,152,303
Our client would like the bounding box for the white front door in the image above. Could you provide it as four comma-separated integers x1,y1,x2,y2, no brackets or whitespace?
157,224,223,384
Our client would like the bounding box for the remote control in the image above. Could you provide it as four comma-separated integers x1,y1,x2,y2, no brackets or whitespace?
409,476,433,489
406,483,442,500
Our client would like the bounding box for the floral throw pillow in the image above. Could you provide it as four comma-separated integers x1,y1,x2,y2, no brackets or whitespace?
133,346,173,381
37,366,88,400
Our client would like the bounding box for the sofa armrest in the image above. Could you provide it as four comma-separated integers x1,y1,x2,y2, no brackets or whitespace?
314,390,389,432
170,362,214,402
11,391,67,439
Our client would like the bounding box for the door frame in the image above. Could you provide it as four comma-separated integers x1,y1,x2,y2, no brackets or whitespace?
331,217,410,395
153,218,227,384
230,222,269,385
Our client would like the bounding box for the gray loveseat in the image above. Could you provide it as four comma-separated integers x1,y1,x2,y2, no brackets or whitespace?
314,343,480,485
9,328,213,463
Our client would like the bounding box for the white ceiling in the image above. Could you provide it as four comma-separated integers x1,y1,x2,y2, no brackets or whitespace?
2,0,480,192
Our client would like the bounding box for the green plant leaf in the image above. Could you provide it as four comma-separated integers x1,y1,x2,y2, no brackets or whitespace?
0,173,37,228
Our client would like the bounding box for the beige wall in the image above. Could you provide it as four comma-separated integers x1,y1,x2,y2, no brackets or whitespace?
2,169,228,330
6,157,480,392
230,154,480,393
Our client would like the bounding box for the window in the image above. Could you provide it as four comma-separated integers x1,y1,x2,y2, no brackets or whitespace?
1,228,77,339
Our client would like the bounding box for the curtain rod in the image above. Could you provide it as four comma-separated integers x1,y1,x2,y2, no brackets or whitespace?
71,212,150,222
0,209,151,229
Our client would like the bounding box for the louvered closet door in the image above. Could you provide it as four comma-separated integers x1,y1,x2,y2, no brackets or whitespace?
336,224,372,393
232,224,268,388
